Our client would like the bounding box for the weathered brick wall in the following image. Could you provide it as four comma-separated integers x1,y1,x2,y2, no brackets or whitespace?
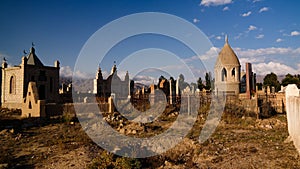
1,66,24,109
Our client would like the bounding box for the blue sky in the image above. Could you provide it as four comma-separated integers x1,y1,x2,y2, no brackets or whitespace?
0,0,300,82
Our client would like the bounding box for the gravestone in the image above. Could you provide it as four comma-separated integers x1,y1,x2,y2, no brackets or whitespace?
285,84,300,154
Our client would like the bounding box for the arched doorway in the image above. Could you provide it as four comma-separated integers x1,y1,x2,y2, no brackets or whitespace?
221,68,227,81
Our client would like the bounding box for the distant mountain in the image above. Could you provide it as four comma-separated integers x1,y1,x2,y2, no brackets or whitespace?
60,76,93,93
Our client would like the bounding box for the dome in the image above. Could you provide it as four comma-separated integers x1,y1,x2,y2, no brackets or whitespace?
215,36,240,66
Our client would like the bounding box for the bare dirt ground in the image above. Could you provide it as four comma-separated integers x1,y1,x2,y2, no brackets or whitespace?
0,108,299,169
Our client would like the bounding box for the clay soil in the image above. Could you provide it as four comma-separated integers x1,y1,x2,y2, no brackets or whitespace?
0,108,299,169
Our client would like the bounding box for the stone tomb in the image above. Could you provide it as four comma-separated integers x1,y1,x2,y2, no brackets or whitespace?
285,84,300,154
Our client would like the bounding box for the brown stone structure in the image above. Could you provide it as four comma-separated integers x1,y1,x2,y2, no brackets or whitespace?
1,47,60,109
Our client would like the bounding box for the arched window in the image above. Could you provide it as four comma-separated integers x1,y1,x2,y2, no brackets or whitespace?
9,75,16,94
29,101,32,109
221,68,227,81
232,68,235,77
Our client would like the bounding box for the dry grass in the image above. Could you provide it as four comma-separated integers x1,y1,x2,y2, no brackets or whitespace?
0,107,299,168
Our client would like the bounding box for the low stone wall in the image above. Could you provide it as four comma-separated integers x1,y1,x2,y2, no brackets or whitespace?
240,99,258,115
285,84,300,154
45,103,63,117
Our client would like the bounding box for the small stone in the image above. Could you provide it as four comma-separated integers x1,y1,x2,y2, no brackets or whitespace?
0,163,8,168
265,124,273,129
249,147,258,153
284,136,293,143
164,160,171,166
0,129,7,135
119,128,126,134
211,156,223,163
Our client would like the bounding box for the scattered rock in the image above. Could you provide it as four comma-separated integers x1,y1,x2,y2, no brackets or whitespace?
119,128,126,134
256,118,286,130
211,156,223,163
284,136,293,143
131,130,137,134
164,160,172,166
0,163,8,169
0,129,8,135
15,133,22,140
265,124,273,129
249,146,258,153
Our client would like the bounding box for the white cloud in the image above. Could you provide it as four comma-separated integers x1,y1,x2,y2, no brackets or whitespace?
253,0,261,3
184,46,300,76
234,47,300,58
133,75,157,85
253,62,300,75
223,6,229,11
200,0,232,6
201,46,300,60
242,11,252,17
234,47,300,75
199,47,220,61
239,57,263,65
276,38,283,43
184,47,220,62
60,66,95,79
208,34,215,39
215,36,222,40
291,31,300,36
248,25,257,31
60,66,73,77
234,33,243,40
256,34,264,39
259,7,269,13
235,25,259,39
193,18,200,23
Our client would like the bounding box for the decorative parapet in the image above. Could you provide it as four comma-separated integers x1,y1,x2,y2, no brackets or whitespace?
22,82,46,118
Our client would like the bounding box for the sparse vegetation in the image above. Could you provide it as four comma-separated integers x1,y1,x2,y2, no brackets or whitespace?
0,107,299,168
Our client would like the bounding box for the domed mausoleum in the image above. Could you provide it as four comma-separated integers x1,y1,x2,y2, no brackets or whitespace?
214,36,241,95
